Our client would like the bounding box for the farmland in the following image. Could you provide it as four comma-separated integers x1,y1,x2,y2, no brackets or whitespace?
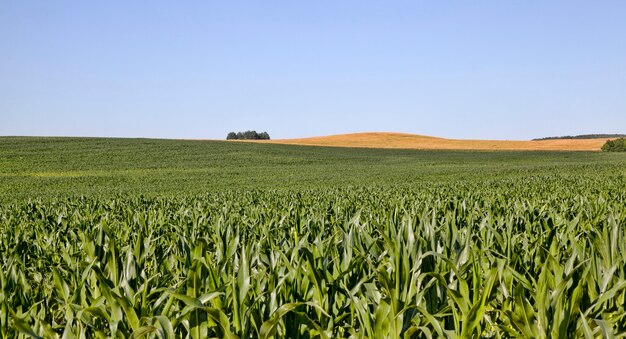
258,132,614,151
1,137,626,337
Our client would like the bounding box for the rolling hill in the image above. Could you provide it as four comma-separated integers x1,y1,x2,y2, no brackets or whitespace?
258,132,613,151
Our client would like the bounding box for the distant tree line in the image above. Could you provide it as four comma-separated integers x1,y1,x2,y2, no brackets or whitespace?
533,134,626,141
602,138,626,152
226,131,270,140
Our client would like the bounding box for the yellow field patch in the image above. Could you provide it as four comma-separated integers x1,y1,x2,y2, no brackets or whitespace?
252,132,612,151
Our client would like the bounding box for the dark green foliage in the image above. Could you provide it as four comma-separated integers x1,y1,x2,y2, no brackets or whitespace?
533,134,626,140
226,130,270,140
602,138,626,152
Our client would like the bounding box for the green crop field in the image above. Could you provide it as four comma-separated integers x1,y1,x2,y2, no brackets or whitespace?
1,137,626,337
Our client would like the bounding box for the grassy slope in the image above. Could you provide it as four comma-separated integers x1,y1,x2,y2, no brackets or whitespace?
1,136,625,201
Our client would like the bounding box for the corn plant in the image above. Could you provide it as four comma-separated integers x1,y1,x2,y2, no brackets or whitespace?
1,181,626,337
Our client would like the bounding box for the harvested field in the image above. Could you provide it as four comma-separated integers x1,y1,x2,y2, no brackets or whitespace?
258,132,612,151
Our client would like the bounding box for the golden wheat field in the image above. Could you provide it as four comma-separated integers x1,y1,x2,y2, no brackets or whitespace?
253,132,612,151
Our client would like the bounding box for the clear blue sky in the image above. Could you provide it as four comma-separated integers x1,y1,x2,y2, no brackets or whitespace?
2,1,625,140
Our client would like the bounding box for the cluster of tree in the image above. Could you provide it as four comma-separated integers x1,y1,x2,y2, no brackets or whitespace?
602,138,626,152
226,131,270,140
533,134,626,141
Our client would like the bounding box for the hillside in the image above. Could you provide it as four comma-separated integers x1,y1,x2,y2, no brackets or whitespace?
3,137,626,337
1,136,623,201
259,132,612,151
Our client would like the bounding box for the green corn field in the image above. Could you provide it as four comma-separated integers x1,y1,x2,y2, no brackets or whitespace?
1,138,626,337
